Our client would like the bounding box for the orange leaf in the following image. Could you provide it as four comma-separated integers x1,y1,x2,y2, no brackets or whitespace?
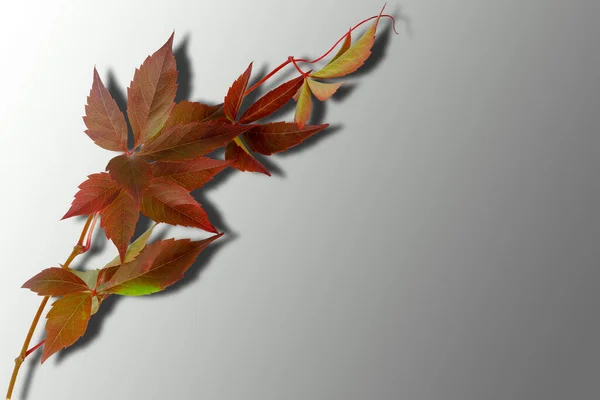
294,79,312,128
41,293,92,363
83,68,129,152
127,33,178,147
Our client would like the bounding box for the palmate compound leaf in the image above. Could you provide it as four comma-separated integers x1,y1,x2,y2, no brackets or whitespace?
238,75,305,124
105,154,152,203
127,33,178,148
224,62,253,122
244,122,329,155
62,173,120,220
138,121,252,162
151,157,233,191
311,12,382,79
294,79,313,129
225,137,270,176
99,234,223,296
22,268,90,297
41,292,93,363
83,67,129,152
140,178,218,233
100,189,139,263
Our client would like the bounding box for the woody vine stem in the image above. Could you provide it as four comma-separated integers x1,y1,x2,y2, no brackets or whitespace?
6,214,96,400
5,7,397,399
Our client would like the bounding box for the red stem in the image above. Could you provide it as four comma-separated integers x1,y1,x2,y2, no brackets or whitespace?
82,213,99,252
243,8,397,97
25,340,45,358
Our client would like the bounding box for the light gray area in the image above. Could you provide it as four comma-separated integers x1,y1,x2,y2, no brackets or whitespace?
1,0,600,399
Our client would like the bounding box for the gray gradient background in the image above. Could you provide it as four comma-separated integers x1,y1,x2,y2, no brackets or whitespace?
1,0,599,399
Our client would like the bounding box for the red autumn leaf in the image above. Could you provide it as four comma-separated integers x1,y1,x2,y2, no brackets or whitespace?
294,79,312,128
238,75,305,124
105,154,151,203
96,266,119,289
225,137,270,176
311,13,382,79
41,293,92,363
326,29,352,65
127,33,178,148
161,100,224,131
22,268,90,297
100,190,139,262
306,79,344,101
62,173,120,220
100,234,223,296
138,121,252,161
83,68,129,152
244,122,329,155
224,62,253,122
151,157,232,191
140,178,217,233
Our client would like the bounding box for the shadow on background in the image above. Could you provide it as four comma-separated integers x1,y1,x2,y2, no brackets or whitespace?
16,13,404,397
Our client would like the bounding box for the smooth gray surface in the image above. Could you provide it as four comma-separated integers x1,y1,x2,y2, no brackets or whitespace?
1,0,600,399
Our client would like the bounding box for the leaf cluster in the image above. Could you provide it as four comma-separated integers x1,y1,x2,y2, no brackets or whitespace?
20,12,385,363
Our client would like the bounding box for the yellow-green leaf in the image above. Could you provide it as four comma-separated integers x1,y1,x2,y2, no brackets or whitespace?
326,29,352,66
306,79,344,101
294,79,312,129
311,16,381,79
